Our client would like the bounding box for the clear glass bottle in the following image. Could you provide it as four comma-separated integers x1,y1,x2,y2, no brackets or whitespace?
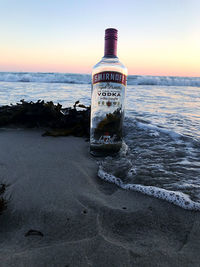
90,28,127,156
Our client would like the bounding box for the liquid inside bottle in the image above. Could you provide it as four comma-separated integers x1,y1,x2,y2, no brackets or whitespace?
90,28,127,157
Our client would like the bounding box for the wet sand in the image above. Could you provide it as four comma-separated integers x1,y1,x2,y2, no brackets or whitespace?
0,129,199,266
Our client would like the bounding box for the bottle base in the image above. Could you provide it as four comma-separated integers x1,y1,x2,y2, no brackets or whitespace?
90,143,121,157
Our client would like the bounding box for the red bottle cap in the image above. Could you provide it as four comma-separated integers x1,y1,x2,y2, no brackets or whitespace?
104,28,118,57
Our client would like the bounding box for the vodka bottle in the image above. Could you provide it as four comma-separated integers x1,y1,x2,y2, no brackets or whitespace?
90,28,127,156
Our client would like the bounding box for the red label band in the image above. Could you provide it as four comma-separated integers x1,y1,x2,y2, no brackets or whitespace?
93,71,127,86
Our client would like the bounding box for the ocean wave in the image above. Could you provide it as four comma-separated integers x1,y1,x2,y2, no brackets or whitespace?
97,117,200,210
0,72,91,84
128,75,200,87
98,168,200,210
0,72,199,87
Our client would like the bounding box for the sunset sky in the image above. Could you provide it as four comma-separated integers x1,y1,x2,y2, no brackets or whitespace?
0,0,199,76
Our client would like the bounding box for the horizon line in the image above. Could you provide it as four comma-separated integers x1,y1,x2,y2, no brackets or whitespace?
0,70,199,78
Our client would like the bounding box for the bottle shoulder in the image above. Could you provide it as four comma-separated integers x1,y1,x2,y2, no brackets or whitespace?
92,57,127,75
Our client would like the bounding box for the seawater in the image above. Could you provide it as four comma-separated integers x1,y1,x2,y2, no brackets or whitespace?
0,72,200,210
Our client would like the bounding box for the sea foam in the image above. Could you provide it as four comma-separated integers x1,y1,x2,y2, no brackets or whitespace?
98,167,200,211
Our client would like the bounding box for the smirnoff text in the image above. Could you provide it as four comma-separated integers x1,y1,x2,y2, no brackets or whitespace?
93,71,127,85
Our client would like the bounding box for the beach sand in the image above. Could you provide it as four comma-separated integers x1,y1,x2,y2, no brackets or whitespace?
0,128,199,267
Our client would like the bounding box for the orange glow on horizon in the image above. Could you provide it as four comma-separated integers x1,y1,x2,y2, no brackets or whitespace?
0,62,199,77
0,64,199,77
0,37,199,77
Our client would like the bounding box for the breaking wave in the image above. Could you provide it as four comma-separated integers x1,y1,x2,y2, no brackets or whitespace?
0,72,199,87
0,72,90,84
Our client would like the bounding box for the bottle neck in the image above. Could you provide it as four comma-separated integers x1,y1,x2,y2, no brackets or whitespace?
104,37,117,57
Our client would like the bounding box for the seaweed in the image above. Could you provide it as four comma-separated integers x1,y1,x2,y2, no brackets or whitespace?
0,100,90,137
94,108,123,141
0,100,124,140
25,229,44,237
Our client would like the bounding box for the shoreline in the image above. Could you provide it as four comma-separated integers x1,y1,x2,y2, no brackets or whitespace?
0,128,200,266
